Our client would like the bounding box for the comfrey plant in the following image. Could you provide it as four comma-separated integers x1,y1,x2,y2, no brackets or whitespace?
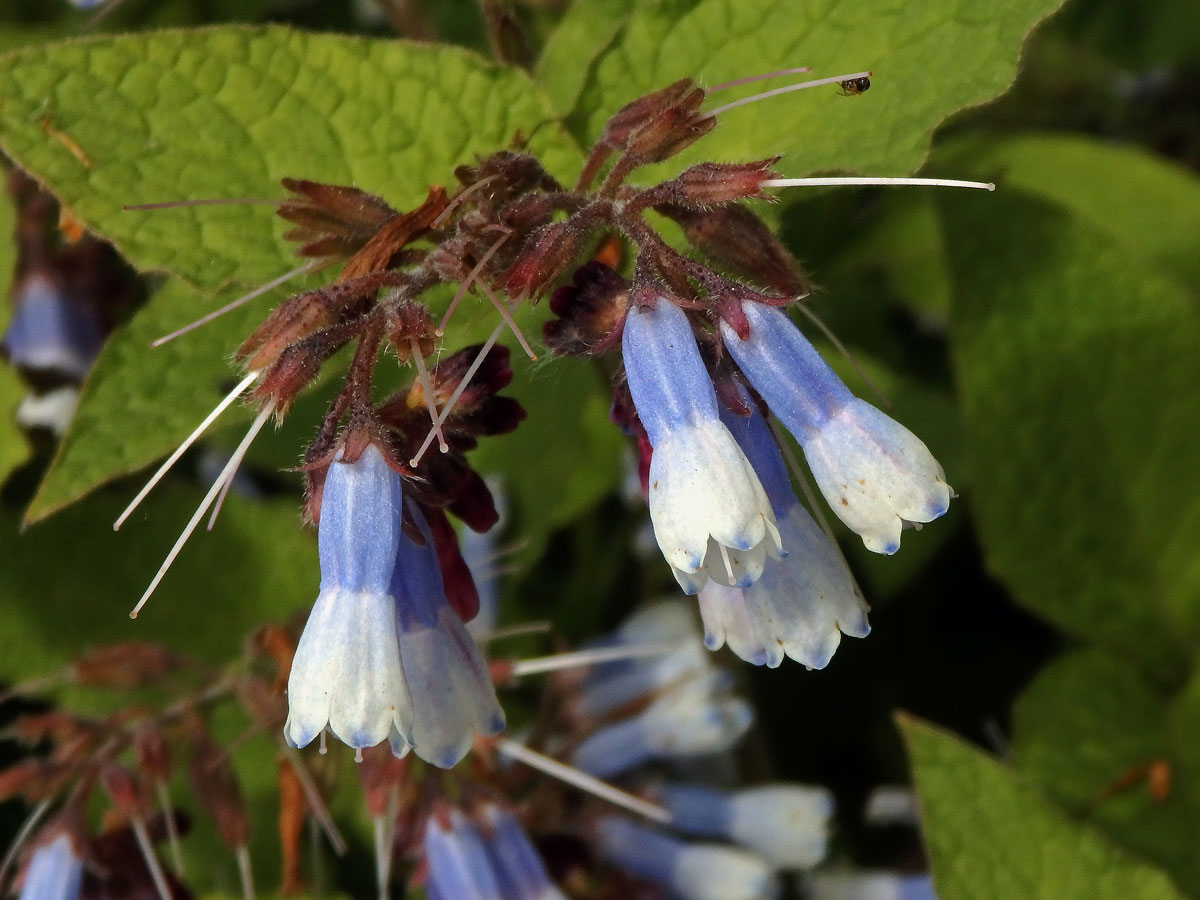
104,66,988,768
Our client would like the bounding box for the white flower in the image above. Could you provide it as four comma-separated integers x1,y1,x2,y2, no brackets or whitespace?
803,398,950,554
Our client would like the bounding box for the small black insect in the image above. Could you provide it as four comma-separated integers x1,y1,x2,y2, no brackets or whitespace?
838,76,871,96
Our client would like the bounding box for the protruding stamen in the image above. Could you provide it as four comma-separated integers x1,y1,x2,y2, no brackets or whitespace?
793,303,891,410
495,739,671,824
130,817,174,900
82,0,129,30
129,402,275,619
150,261,320,348
706,71,874,117
431,174,501,228
319,732,328,755
123,197,278,211
410,297,524,466
436,234,509,336
206,469,238,533
762,176,996,191
236,844,256,900
707,65,812,93
114,370,260,532
476,280,538,361
410,337,448,454
373,815,390,900
156,781,186,875
510,642,675,678
718,543,735,582
483,621,553,642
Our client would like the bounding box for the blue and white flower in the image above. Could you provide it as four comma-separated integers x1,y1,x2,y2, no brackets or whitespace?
623,298,780,593
571,669,753,778
595,814,779,900
285,444,412,754
393,501,506,768
721,302,950,554
660,783,834,870
1,273,102,380
17,833,83,900
697,392,870,669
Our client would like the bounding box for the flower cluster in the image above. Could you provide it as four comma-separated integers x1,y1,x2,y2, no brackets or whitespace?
0,61,995,900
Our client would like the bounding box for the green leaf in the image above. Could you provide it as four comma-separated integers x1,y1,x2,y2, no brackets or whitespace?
0,186,31,484
557,0,1065,178
24,276,287,523
900,715,1188,900
1012,650,1200,895
535,0,639,118
936,131,1200,293
0,485,316,686
0,26,580,292
944,188,1200,682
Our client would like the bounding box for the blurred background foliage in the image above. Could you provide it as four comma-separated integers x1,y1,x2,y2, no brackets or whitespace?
1,0,1198,897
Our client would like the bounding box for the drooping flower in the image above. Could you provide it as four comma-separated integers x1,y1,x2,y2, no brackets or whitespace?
720,302,950,554
1,273,103,380
16,832,83,900
571,669,753,778
594,814,780,900
659,783,834,870
423,806,567,900
808,871,938,900
285,443,411,754
622,297,780,593
697,391,870,669
392,500,505,768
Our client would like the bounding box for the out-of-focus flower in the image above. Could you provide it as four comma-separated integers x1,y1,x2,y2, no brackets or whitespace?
623,298,780,593
808,871,938,900
423,805,567,900
721,302,950,554
571,669,752,778
16,832,83,900
660,783,833,870
595,814,780,900
1,273,103,381
864,786,922,828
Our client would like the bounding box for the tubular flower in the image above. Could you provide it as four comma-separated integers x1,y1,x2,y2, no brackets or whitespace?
622,298,780,593
17,833,83,900
285,443,411,754
571,669,753,778
698,392,870,669
720,302,950,554
1,273,103,380
392,501,505,768
594,815,780,900
423,806,567,900
659,783,834,870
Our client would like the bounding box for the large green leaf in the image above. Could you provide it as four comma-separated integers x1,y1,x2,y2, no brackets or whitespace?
0,26,579,292
1012,650,1200,895
936,132,1200,292
0,484,316,684
944,188,1200,682
548,0,1066,179
0,185,29,484
900,715,1187,900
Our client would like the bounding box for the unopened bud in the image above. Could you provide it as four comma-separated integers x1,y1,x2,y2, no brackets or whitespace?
504,220,588,298
602,79,698,148
101,763,148,819
674,158,783,205
133,726,171,783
